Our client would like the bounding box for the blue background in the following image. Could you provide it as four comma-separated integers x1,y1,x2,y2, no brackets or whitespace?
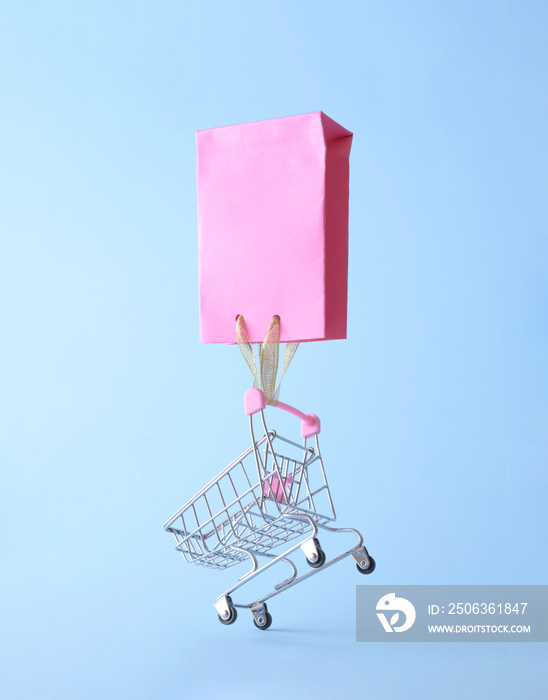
1,1,546,698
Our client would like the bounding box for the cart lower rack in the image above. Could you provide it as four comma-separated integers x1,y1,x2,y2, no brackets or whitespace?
164,388,376,629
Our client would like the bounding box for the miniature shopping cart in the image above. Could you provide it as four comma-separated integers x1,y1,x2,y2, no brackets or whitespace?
164,388,376,630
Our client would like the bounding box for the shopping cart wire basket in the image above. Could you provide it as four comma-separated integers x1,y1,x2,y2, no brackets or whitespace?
164,388,375,630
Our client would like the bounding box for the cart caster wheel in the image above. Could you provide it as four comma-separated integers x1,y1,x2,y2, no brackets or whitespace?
218,605,238,625
253,612,273,630
306,538,326,569
356,556,376,575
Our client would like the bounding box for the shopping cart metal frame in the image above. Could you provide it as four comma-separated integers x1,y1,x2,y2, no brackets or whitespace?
164,388,375,629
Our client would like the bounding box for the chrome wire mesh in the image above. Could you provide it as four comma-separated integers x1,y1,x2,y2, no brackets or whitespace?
164,424,335,571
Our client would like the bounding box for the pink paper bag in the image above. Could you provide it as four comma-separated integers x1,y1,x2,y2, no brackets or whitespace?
196,111,352,344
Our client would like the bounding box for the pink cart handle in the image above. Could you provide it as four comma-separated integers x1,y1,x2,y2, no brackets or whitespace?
244,388,321,438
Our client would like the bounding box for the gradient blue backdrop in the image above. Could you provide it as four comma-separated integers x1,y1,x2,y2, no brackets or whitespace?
1,2,546,698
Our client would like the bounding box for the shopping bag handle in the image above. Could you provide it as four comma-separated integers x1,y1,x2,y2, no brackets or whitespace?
244,388,321,438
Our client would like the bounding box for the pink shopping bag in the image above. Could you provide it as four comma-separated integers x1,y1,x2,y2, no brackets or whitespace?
196,111,353,344
264,474,294,504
